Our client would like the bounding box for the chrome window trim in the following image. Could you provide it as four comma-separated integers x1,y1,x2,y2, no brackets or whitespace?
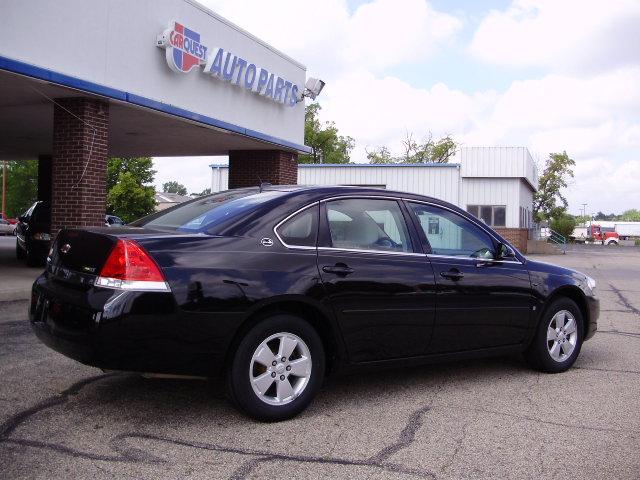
319,195,404,203
273,202,320,250
274,194,524,264
403,198,525,265
321,195,418,255
426,253,523,264
317,246,424,258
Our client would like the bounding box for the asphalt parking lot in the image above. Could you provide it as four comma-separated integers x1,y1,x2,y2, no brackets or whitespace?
1,245,639,479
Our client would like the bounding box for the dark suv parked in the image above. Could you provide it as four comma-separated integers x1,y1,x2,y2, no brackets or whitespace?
30,186,599,421
16,201,51,266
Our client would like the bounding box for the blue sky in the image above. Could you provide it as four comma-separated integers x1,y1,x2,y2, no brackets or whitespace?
155,0,640,214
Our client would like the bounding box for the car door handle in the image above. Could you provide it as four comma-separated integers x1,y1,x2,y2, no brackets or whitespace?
440,269,464,281
322,264,354,276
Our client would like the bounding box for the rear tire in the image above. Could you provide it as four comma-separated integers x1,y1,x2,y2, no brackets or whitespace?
525,298,583,373
226,314,325,422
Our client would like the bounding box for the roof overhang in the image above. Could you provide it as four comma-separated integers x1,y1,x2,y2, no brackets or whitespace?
0,56,311,159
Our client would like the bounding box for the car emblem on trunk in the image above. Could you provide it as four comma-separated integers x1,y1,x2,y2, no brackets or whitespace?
260,238,274,247
60,243,71,254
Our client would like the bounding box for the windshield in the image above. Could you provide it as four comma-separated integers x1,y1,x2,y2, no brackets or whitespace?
132,189,286,233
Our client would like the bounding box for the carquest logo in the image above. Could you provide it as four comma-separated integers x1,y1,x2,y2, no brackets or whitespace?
156,22,208,73
155,21,300,106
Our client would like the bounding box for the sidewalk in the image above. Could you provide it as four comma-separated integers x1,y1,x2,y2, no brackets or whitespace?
0,236,41,302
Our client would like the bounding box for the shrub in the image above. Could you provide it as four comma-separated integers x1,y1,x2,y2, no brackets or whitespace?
550,215,577,240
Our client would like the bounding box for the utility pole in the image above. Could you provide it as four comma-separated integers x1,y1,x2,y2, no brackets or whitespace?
1,160,6,218
582,203,588,225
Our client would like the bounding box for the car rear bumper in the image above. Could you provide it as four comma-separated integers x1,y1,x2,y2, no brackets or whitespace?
29,273,238,377
585,295,599,341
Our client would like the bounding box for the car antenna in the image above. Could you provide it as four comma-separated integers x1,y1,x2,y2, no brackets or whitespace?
258,178,272,193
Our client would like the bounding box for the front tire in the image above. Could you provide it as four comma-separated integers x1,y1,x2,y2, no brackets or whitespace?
525,298,584,373
227,314,325,422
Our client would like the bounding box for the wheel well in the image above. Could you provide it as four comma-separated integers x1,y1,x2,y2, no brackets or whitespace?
224,301,339,377
544,287,590,337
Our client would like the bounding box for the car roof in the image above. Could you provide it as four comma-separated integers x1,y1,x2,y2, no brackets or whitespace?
261,184,445,205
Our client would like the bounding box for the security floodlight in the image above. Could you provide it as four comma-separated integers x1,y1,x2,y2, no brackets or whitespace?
299,77,325,101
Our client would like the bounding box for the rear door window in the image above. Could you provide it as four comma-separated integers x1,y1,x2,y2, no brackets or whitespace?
324,198,413,253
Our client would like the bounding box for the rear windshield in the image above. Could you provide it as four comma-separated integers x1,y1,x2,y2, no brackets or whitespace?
132,189,286,233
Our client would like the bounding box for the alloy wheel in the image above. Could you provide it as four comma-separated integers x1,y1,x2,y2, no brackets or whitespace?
249,332,312,406
546,310,578,362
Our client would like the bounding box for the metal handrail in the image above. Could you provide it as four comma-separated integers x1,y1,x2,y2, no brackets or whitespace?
547,228,567,252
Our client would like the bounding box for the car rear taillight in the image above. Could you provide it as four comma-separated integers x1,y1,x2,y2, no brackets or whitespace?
95,239,169,291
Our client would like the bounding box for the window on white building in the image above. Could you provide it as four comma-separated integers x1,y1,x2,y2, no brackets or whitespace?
467,205,506,227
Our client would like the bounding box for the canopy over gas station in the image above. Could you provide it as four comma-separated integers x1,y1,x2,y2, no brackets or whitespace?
0,0,310,232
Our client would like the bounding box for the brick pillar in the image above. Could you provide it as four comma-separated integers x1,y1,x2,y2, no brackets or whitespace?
228,150,298,189
51,98,109,234
494,228,529,254
37,155,52,204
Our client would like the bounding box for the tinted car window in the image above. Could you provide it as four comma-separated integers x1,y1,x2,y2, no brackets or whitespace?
31,203,50,224
325,198,412,253
409,203,494,258
134,190,285,233
276,206,318,247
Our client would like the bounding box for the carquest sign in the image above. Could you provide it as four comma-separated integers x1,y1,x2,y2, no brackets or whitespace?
157,21,299,107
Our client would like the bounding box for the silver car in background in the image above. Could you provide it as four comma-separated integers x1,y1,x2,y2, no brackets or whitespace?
0,219,16,235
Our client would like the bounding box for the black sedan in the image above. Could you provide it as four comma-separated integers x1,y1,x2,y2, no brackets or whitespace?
30,186,599,421
16,200,51,266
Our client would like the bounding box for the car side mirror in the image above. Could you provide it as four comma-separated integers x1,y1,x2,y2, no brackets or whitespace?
496,242,515,260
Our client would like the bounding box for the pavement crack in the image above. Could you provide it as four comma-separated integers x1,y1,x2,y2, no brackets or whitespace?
574,366,640,375
367,404,432,465
435,404,638,434
596,329,640,339
228,456,275,480
0,373,118,439
609,283,640,316
439,411,477,475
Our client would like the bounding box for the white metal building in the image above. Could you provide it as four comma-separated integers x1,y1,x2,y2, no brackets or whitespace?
211,146,538,230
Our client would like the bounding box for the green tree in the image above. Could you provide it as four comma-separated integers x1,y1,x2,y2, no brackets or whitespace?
106,157,156,222
299,103,355,164
191,188,211,196
107,172,156,223
1,160,38,218
594,211,616,221
618,209,640,221
366,146,395,164
108,157,155,191
550,214,577,240
533,151,575,222
367,132,457,164
572,214,591,225
162,181,187,195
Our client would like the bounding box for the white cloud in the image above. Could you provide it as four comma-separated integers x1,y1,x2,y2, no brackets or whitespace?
565,158,640,215
343,0,461,70
469,0,640,73
153,156,226,194
199,0,461,77
150,1,640,214
318,68,501,163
